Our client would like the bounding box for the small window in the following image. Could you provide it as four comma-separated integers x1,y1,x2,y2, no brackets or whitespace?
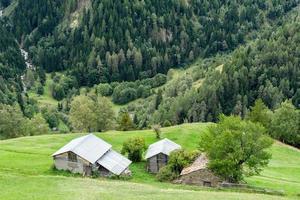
203,181,212,187
68,152,77,162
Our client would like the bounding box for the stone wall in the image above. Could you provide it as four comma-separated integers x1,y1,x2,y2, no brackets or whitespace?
177,169,222,187
53,152,91,175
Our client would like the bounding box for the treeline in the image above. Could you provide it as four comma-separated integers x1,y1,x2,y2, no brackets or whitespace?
49,72,166,104
10,0,299,87
128,12,300,129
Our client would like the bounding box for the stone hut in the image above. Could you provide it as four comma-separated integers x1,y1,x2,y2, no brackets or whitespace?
52,134,132,176
176,154,222,187
145,138,181,173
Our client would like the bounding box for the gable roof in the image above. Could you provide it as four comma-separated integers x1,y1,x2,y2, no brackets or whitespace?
52,134,112,164
145,138,181,159
180,154,208,176
97,149,132,175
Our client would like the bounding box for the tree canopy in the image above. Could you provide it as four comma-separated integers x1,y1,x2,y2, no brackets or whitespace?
199,115,273,183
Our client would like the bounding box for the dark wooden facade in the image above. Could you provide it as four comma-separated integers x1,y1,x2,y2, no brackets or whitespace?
146,153,168,173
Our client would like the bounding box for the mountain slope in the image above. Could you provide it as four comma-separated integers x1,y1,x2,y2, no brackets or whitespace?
8,0,300,86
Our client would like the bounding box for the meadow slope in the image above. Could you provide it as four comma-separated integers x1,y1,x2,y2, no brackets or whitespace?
0,123,299,200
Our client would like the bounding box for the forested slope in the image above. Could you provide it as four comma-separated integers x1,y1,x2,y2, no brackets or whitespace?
0,0,299,140
129,7,300,127
8,0,299,86
0,20,25,105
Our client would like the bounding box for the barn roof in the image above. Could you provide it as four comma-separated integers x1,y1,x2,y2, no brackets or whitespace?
52,134,112,164
180,154,208,176
145,138,181,159
97,149,132,175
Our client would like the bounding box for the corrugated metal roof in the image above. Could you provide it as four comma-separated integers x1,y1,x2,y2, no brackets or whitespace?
97,149,132,175
52,134,112,164
180,154,208,175
145,138,181,159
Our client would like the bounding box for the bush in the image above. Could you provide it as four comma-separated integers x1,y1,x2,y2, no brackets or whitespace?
168,149,199,174
156,166,178,182
112,84,137,104
118,111,135,131
163,120,172,127
121,137,145,162
36,83,44,95
96,83,113,96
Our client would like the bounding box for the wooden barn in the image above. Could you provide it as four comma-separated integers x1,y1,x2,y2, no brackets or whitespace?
176,154,222,187
52,134,131,176
145,138,181,173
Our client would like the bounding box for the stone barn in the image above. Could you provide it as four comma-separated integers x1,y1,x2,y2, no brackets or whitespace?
176,154,222,187
52,134,131,176
145,138,181,173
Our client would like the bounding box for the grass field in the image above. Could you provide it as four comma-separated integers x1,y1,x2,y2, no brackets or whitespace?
28,74,58,107
0,123,299,200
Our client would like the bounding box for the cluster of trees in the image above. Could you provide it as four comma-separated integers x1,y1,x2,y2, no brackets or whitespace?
200,115,273,183
110,73,166,104
248,99,300,148
10,0,298,87
0,21,25,106
69,95,115,132
50,73,78,100
128,12,300,130
0,104,50,139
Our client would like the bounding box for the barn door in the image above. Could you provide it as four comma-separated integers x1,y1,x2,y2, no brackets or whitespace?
83,165,92,176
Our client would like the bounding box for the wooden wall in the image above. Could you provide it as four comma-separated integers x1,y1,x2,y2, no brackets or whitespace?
147,153,168,173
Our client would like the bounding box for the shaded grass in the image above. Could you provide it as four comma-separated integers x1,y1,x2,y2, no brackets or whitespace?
0,173,289,200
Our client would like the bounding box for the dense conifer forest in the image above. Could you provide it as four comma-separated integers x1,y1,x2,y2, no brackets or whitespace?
0,0,299,145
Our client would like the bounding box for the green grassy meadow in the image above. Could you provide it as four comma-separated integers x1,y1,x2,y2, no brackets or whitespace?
0,123,299,200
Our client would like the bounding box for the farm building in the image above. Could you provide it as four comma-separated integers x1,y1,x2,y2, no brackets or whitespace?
52,134,131,176
176,154,222,187
145,138,181,173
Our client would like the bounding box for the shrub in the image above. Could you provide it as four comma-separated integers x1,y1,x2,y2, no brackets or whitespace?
121,137,145,162
156,166,177,182
163,120,172,127
168,149,199,174
96,83,113,96
36,83,44,95
118,111,135,131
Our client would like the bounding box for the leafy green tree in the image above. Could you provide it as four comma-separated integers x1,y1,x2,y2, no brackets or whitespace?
118,111,135,131
269,101,300,147
152,124,161,139
96,83,113,96
94,97,115,131
41,108,60,129
246,99,273,129
26,114,50,136
167,149,199,174
36,83,44,95
69,95,97,132
199,115,273,183
121,137,145,162
0,104,27,139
